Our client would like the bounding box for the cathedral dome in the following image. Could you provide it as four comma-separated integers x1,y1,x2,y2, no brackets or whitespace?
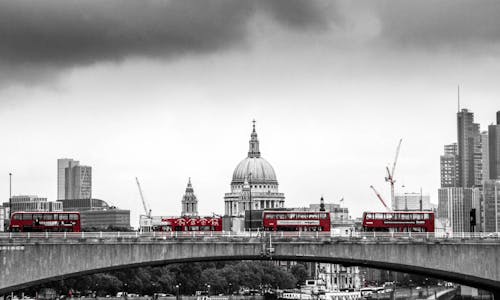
232,157,277,184
230,120,278,185
224,120,285,217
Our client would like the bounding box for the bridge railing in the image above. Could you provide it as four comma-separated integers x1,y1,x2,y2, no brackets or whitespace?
0,231,499,241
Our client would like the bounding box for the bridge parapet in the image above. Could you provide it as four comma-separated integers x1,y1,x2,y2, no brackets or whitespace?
1,231,500,244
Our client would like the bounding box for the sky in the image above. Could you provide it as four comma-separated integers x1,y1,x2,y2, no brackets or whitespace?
1,0,499,227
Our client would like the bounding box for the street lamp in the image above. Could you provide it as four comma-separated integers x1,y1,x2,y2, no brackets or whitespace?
9,173,12,218
175,285,179,300
207,284,211,297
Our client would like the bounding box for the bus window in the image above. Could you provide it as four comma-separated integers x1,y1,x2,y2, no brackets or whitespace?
375,213,384,219
59,214,69,220
424,213,430,220
69,214,79,220
43,214,53,220
33,214,43,220
385,213,393,219
22,214,32,220
13,214,22,220
366,213,373,220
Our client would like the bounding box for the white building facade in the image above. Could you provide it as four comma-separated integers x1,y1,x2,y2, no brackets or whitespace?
393,193,431,211
4,195,63,213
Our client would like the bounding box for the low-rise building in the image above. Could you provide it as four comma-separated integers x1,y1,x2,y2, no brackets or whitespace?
309,200,359,291
2,195,63,213
59,198,110,211
393,193,432,211
80,209,131,230
60,198,130,230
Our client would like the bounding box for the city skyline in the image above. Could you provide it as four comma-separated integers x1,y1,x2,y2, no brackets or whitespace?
2,108,499,228
1,1,500,228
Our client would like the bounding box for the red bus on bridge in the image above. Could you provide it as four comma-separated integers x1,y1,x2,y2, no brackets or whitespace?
156,216,223,231
262,211,330,231
362,211,435,232
10,212,81,232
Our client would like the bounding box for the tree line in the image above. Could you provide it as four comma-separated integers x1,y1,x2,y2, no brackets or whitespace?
24,261,310,297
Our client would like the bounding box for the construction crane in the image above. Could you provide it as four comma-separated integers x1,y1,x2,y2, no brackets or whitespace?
385,138,403,209
370,185,390,211
135,177,152,218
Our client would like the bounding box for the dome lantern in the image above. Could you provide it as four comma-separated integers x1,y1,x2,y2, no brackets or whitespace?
248,119,261,158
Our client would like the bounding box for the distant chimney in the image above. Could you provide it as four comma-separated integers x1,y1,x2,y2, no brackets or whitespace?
320,196,325,212
497,111,500,125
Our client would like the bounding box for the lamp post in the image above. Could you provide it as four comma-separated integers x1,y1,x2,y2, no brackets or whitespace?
175,285,179,300
207,285,210,297
9,173,12,218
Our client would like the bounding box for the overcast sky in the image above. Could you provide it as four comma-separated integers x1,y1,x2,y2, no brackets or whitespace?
1,0,499,227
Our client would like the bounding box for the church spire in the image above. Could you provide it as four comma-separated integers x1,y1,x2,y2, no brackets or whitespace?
248,119,261,158
182,177,198,217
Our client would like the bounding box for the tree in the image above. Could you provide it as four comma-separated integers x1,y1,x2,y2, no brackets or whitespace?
290,264,308,285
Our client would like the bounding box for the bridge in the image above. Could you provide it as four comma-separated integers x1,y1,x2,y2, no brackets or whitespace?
1,232,500,297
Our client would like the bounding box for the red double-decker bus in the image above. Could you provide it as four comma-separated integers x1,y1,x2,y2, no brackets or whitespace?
362,211,435,232
10,212,81,232
156,216,223,232
262,211,330,231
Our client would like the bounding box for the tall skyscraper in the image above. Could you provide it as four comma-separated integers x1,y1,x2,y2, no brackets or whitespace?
181,178,198,217
65,163,92,200
489,111,500,180
57,158,79,200
481,131,490,182
440,143,459,188
438,107,486,232
457,109,481,188
483,180,500,232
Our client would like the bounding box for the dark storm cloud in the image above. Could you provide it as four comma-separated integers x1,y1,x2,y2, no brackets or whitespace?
0,0,328,68
259,0,331,30
375,0,500,49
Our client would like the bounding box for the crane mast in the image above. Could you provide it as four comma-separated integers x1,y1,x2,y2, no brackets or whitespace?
370,185,390,211
385,138,403,209
136,177,151,218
